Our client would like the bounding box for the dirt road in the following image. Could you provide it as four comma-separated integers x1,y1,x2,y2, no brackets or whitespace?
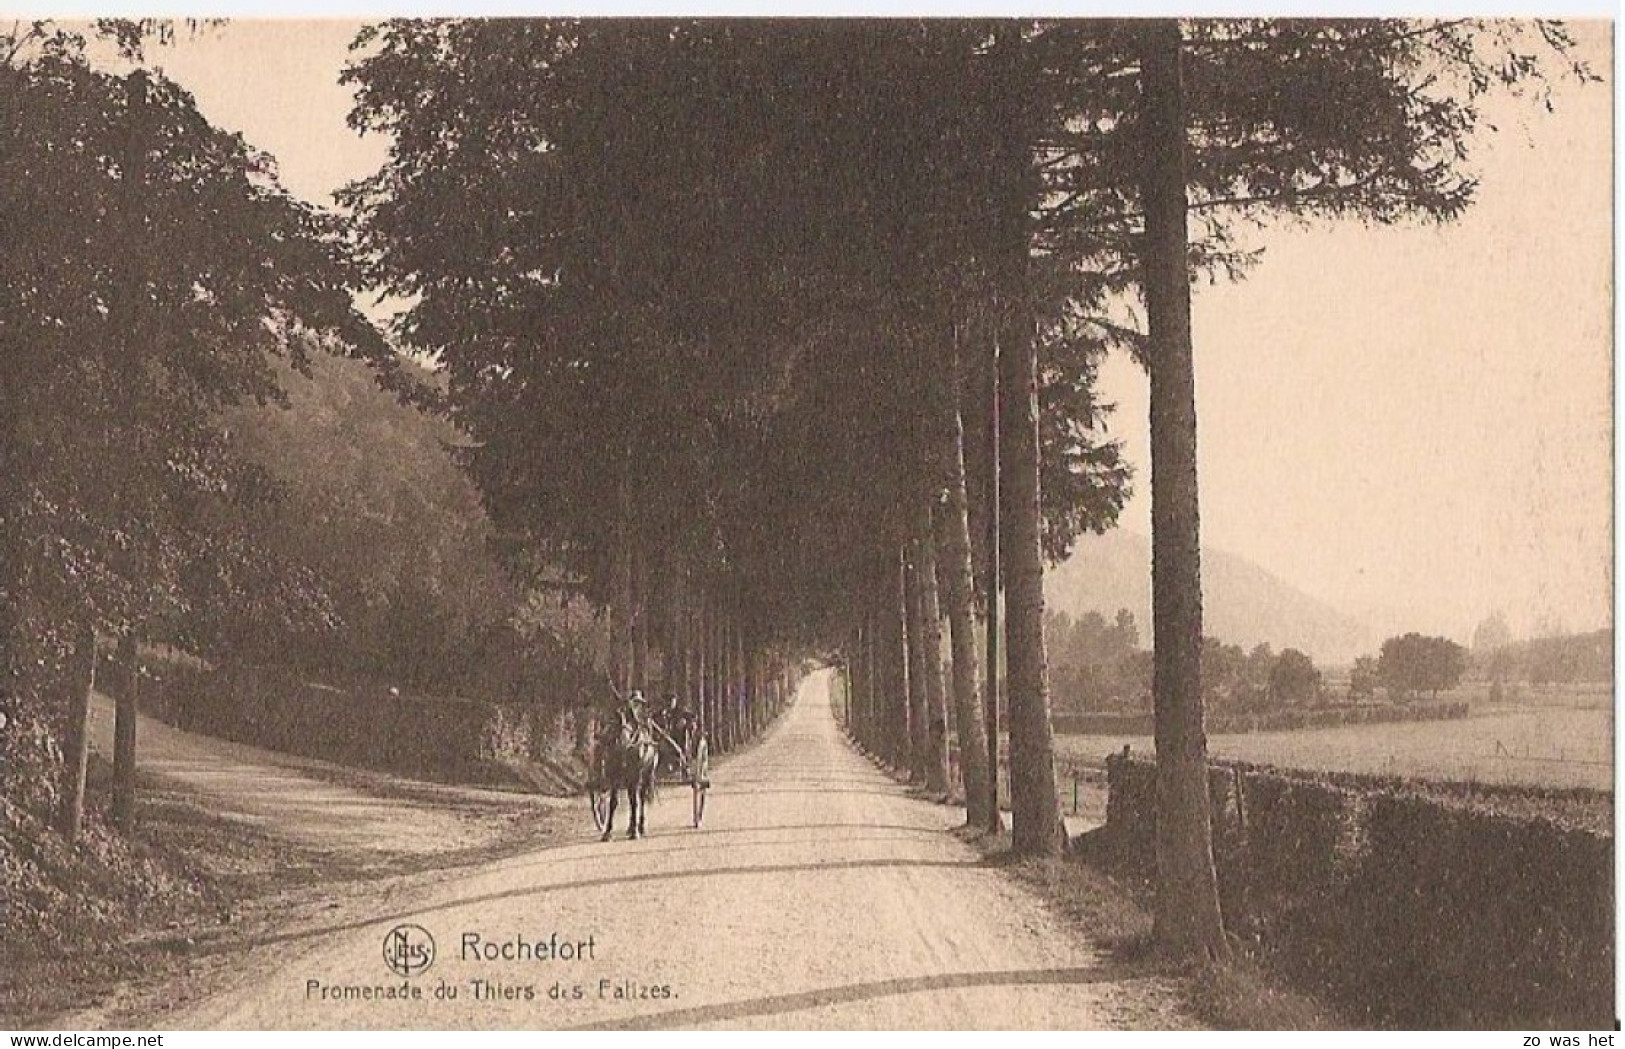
161,669,1195,1030
86,692,553,856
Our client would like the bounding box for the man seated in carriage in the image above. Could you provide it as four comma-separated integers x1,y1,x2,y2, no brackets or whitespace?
613,689,653,740
589,689,651,788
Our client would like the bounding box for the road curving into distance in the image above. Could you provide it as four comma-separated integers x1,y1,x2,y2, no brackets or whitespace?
164,668,1197,1030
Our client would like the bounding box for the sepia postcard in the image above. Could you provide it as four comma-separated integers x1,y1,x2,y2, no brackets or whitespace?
0,13,1614,1035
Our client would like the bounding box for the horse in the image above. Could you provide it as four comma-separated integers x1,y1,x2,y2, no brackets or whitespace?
594,707,659,841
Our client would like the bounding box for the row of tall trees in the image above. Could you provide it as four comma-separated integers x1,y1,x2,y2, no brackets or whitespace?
7,17,1584,965
340,17,1587,958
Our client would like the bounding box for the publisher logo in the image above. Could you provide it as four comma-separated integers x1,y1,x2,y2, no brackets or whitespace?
382,924,435,977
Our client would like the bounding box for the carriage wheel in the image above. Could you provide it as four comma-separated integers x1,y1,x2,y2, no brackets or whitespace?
589,785,610,832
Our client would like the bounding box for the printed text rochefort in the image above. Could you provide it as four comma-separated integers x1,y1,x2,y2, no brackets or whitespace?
460,932,597,962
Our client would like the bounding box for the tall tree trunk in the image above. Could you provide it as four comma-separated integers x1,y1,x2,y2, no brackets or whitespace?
674,564,691,706
861,590,879,755
983,322,1005,832
718,617,731,756
696,596,710,741
937,331,995,828
112,632,139,829
1141,17,1228,960
858,617,871,746
849,624,862,741
725,617,738,751
743,646,754,739
904,539,929,782
612,454,635,697
852,620,866,745
721,613,733,752
752,650,764,737
886,549,911,771
744,633,754,740
916,504,952,796
57,621,97,842
994,30,1065,857
997,315,1064,857
732,623,746,746
631,545,650,691
863,607,879,753
720,618,732,749
743,636,756,740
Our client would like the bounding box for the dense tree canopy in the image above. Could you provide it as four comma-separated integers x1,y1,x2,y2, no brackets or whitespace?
1,21,391,811
340,16,1590,875
340,20,1136,653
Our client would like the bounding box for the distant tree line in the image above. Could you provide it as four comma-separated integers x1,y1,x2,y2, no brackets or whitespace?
1046,610,1329,713
1049,615,1497,710
1472,626,1611,687
1045,609,1149,712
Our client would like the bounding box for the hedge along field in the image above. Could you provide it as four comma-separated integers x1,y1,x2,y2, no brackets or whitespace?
1090,754,1613,1029
1056,705,1612,791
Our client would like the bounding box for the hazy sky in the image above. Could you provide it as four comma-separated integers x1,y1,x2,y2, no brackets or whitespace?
140,19,1613,645
1099,23,1613,643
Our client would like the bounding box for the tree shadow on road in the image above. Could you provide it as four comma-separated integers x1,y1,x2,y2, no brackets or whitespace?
566,964,1155,1029
201,855,989,956
643,820,956,838
701,787,926,800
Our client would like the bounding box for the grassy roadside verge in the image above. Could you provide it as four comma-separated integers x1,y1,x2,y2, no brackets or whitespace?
951,822,1351,1030
838,701,1355,1031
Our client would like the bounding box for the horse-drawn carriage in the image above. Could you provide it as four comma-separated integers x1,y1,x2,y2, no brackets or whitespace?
587,695,709,839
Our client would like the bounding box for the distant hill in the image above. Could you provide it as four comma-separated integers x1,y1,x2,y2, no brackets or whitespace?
219,352,516,684
1044,529,1373,664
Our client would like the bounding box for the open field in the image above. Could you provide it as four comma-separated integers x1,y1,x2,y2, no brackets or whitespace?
1055,704,1614,791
